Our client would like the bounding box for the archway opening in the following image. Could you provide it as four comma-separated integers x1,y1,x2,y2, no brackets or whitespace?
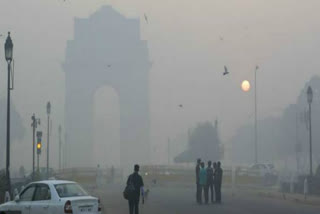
93,86,120,168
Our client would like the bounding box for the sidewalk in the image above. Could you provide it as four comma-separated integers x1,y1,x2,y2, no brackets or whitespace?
256,190,320,206
234,184,320,206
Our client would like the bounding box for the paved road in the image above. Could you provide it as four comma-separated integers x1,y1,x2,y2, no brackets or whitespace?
96,184,319,214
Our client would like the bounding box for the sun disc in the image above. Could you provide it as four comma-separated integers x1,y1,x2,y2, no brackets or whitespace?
241,80,251,92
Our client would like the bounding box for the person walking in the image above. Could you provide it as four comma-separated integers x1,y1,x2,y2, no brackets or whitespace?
96,164,102,188
214,161,223,203
199,162,208,204
206,161,214,203
195,158,201,203
110,165,115,184
127,164,144,214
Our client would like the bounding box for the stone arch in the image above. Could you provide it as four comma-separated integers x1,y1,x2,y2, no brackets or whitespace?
93,85,120,167
63,6,151,168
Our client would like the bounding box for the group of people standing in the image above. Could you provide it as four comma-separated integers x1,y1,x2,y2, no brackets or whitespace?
124,160,223,214
196,158,223,204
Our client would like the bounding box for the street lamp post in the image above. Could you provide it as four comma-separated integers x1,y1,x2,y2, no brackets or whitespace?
46,102,51,179
4,32,13,194
31,114,40,180
167,138,170,165
307,86,313,177
254,65,259,164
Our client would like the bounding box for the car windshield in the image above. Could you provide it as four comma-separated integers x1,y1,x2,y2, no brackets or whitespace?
54,183,88,198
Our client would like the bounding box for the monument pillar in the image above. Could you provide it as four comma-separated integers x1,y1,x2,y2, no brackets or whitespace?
64,6,151,168
65,70,94,167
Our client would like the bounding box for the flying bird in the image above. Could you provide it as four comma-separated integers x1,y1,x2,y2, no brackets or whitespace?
178,104,183,108
144,13,148,23
223,65,229,76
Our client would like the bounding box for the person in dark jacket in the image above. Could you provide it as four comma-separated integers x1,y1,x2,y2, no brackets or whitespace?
206,161,214,203
195,158,201,203
214,161,223,203
213,162,217,200
127,164,144,214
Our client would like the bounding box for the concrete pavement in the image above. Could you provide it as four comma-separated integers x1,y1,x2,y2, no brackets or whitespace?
93,184,320,214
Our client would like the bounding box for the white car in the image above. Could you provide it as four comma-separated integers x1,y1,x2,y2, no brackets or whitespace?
0,180,102,214
247,163,277,177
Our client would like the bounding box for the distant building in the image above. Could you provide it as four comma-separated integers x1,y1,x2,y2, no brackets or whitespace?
175,120,223,163
232,75,320,172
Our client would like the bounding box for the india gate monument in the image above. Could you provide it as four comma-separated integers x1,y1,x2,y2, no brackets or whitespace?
63,6,151,168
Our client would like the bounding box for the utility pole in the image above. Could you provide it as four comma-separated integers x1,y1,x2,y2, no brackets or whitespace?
64,133,67,169
59,125,62,171
307,86,313,177
46,102,51,179
295,112,301,173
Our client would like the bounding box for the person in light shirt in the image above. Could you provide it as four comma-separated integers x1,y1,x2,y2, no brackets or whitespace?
199,162,207,204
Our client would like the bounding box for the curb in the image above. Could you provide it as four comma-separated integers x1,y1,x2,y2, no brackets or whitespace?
256,191,320,206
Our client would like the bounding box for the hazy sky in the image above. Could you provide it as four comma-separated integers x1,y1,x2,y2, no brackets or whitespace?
1,0,320,167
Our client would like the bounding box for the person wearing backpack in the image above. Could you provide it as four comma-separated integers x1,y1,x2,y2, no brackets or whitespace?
126,164,144,214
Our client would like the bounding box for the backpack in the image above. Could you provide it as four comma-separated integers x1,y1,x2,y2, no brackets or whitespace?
123,175,136,200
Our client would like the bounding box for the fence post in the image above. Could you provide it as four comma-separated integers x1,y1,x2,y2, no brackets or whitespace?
290,175,294,193
304,178,308,200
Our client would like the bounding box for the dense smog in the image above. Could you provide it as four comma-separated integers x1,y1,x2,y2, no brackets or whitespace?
0,0,319,214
